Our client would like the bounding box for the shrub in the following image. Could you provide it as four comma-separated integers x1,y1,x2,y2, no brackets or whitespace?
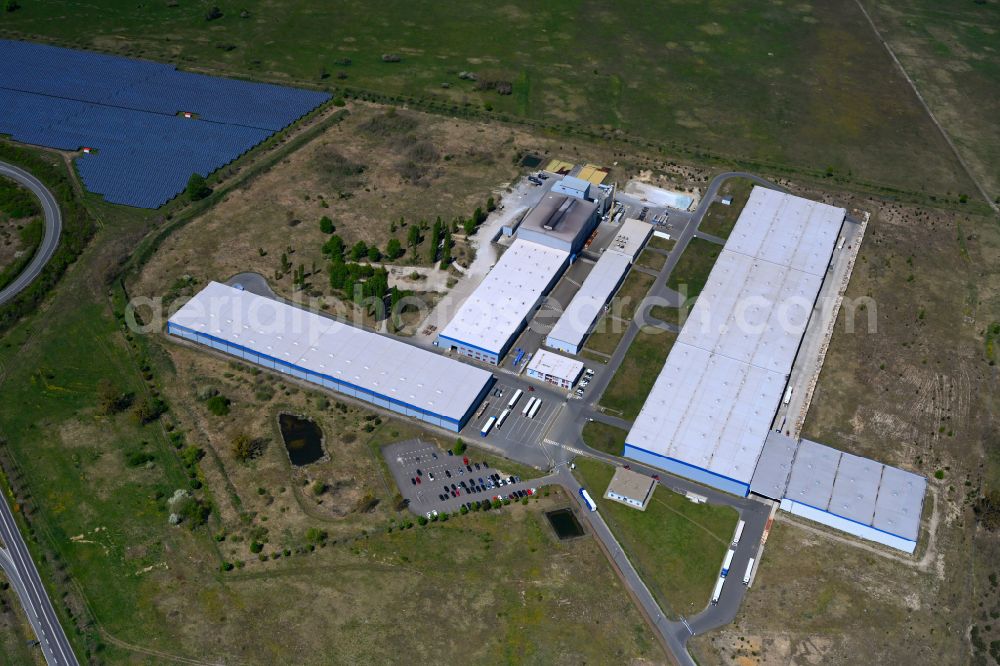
186,173,212,200
250,541,263,554
417,515,428,526
319,216,335,234
205,395,231,416
125,450,155,467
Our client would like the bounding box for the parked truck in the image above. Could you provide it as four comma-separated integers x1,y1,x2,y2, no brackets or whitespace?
480,416,496,437
711,577,725,605
507,389,523,410
579,488,597,512
521,396,536,416
720,548,735,578
732,519,746,547
743,557,755,586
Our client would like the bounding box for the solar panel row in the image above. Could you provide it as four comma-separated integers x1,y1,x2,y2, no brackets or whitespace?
0,39,329,208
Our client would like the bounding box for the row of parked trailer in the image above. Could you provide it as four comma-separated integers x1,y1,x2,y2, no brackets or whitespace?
479,389,543,437
710,519,755,605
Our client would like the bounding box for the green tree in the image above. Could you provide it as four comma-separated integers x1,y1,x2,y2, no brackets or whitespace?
97,378,132,415
440,231,453,266
319,216,335,234
322,234,345,259
453,438,467,455
428,221,441,263
407,225,421,248
349,240,368,262
473,207,486,224
186,173,211,201
329,258,349,292
386,238,403,260
486,196,496,212
367,245,382,262
463,218,476,236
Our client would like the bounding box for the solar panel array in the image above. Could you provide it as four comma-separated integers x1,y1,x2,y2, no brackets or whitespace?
0,39,330,208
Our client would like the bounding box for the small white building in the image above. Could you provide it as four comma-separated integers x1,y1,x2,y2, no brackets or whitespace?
604,467,657,510
525,349,583,389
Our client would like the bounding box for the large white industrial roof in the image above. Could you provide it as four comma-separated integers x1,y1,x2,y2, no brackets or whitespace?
169,281,493,422
678,251,822,375
545,219,652,350
439,239,568,355
726,186,844,276
546,252,631,350
783,439,925,541
526,348,584,383
626,187,845,487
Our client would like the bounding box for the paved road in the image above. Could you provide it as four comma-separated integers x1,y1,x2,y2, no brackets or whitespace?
0,489,79,665
0,161,63,307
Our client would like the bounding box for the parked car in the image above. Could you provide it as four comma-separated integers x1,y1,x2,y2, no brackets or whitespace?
411,478,417,485
445,470,451,478
463,457,469,465
415,469,422,476
428,472,435,481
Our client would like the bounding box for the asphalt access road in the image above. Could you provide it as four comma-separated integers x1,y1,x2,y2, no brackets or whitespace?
0,161,63,307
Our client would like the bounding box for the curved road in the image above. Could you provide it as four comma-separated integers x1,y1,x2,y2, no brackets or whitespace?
0,161,77,664
0,160,63,306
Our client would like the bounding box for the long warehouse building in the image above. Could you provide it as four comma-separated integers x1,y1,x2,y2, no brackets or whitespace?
751,434,926,553
546,218,652,354
437,239,569,365
625,187,846,496
168,282,494,431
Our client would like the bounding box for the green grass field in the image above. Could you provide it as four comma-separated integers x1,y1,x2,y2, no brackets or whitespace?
860,0,1000,201
600,329,676,420
0,0,978,197
698,178,755,240
574,458,737,618
581,421,627,456
666,237,720,304
635,248,666,272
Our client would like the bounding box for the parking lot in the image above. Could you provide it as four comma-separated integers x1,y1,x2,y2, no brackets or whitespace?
383,439,542,517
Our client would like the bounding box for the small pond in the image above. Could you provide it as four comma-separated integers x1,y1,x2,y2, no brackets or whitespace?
545,508,584,540
278,413,325,466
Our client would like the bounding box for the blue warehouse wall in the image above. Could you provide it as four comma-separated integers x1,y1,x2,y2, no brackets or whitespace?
624,444,751,497
168,323,471,432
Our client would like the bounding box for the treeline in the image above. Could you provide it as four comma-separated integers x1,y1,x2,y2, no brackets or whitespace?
0,143,96,333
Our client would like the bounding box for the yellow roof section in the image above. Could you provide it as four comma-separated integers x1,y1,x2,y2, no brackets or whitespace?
577,164,608,185
545,159,574,174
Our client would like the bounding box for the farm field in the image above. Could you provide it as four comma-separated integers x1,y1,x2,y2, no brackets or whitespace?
574,458,738,618
860,0,1000,201
0,0,979,198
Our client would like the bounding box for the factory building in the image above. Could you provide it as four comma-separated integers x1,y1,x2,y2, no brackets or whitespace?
168,282,494,432
437,239,569,365
516,193,599,255
625,187,846,496
525,349,584,389
750,435,926,554
551,175,592,200
546,218,652,354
